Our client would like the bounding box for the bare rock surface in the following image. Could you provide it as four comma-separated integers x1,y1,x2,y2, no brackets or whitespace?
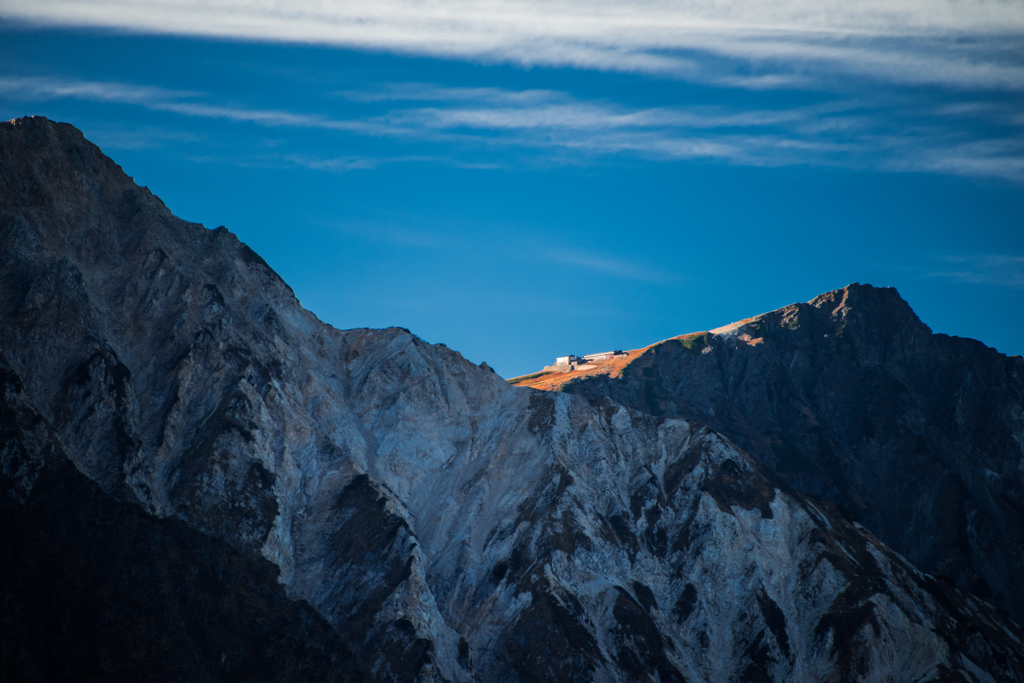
557,283,1024,622
0,357,363,683
2,116,1023,682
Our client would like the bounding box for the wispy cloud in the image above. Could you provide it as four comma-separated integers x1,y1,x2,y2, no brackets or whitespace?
4,75,1023,182
87,126,206,150
3,1,1024,91
337,83,559,105
324,221,450,248
285,153,504,172
0,75,198,104
924,255,1024,290
543,248,674,282
884,138,1024,183
184,151,504,173
0,75,373,132
316,219,674,283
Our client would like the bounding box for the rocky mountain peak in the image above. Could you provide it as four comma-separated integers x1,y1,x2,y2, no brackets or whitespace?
3,117,1023,682
2,115,169,228
704,282,931,352
810,281,910,316
527,281,1024,621
806,282,933,345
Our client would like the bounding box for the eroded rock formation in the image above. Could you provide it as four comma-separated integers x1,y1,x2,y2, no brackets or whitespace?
552,284,1024,622
2,116,1022,682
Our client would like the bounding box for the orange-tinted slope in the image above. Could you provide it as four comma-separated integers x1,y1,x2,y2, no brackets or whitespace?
506,314,778,391
507,333,708,391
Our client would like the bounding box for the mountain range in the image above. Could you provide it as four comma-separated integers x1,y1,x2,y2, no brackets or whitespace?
2,116,1022,682
512,282,1024,623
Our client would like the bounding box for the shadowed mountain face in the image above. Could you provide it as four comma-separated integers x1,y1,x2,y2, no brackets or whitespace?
555,283,1024,620
0,365,363,683
2,116,1023,682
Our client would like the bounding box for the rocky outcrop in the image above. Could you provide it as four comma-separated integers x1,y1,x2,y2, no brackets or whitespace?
0,357,363,683
558,283,1024,622
2,116,1023,682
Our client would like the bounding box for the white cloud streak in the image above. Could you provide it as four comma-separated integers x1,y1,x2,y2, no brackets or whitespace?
78,125,205,150
925,255,1024,290
3,0,1024,90
281,153,504,172
4,75,1023,182
0,76,199,104
543,249,674,282
321,220,671,282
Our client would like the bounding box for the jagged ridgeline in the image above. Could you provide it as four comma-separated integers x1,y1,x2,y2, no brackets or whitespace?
1,116,1022,682
514,283,1024,626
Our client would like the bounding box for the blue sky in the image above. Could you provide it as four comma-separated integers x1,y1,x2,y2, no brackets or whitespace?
1,2,1022,377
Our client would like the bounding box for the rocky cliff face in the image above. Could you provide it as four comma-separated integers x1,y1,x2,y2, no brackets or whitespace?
0,364,363,682
2,116,1023,682
554,284,1024,623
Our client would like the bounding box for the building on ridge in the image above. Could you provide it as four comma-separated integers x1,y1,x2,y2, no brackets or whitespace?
544,350,627,373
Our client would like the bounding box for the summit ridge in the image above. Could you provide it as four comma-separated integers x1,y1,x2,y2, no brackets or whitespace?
2,117,1022,682
520,282,1024,621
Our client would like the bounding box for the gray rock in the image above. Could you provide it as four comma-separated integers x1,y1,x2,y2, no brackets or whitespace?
561,283,1024,621
2,115,1022,682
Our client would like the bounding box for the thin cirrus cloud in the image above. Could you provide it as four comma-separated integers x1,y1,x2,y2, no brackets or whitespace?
542,248,674,283
315,218,666,283
3,0,1024,90
86,126,206,150
2,74,1022,182
335,220,671,283
280,154,505,172
0,76,350,130
925,255,1024,290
